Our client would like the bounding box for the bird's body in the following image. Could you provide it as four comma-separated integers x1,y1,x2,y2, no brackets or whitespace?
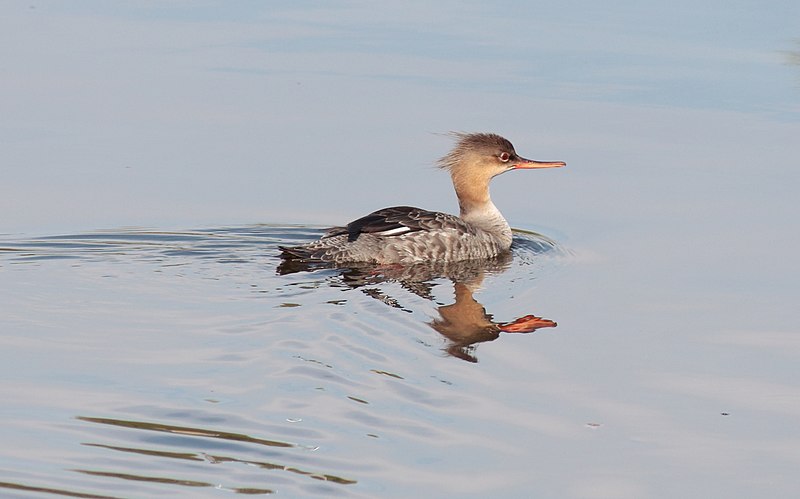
280,133,564,264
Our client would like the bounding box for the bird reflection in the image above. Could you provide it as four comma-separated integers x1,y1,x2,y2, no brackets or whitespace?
278,237,558,363
431,278,556,363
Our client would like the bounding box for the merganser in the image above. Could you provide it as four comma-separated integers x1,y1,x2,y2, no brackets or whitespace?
280,132,565,264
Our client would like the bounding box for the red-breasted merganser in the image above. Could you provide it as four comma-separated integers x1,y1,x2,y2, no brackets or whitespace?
280,132,565,264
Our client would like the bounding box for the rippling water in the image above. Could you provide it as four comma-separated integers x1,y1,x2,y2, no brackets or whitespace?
3,2,799,497
0,226,569,497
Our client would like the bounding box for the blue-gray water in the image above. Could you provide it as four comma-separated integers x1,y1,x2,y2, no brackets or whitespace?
2,2,800,498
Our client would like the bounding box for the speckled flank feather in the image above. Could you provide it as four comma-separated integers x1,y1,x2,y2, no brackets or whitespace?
280,132,561,265
281,206,509,264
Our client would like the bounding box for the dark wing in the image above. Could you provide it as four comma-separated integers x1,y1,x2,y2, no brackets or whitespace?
324,206,470,242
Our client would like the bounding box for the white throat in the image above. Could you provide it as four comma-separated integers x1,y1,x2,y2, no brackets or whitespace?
461,200,512,245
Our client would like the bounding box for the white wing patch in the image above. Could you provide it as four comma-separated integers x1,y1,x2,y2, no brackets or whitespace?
376,227,412,237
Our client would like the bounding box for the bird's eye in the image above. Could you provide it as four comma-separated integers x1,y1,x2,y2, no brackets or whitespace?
499,152,511,162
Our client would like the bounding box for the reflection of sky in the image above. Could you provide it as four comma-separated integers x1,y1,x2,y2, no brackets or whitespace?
3,4,800,497
1,1,798,234
32,1,798,113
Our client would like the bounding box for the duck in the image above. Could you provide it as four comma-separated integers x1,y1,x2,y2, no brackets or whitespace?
280,132,565,264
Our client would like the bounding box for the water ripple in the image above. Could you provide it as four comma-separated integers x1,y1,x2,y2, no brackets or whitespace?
0,225,565,497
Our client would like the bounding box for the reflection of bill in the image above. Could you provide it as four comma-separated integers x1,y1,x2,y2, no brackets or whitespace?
431,281,556,363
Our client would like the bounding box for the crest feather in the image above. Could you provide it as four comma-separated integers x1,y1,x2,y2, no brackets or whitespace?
437,132,515,170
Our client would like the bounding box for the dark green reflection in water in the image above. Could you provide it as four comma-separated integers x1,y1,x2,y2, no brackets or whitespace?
72,416,356,493
0,481,122,499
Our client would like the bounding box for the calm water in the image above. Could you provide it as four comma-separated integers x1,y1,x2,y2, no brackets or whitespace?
2,1,800,498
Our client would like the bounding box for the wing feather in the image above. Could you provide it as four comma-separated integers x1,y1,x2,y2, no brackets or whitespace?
323,206,470,242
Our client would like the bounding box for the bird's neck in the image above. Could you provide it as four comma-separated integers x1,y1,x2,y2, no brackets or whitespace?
452,173,512,244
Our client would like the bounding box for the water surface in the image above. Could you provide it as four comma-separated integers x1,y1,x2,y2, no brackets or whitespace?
2,1,800,498
1,227,571,497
